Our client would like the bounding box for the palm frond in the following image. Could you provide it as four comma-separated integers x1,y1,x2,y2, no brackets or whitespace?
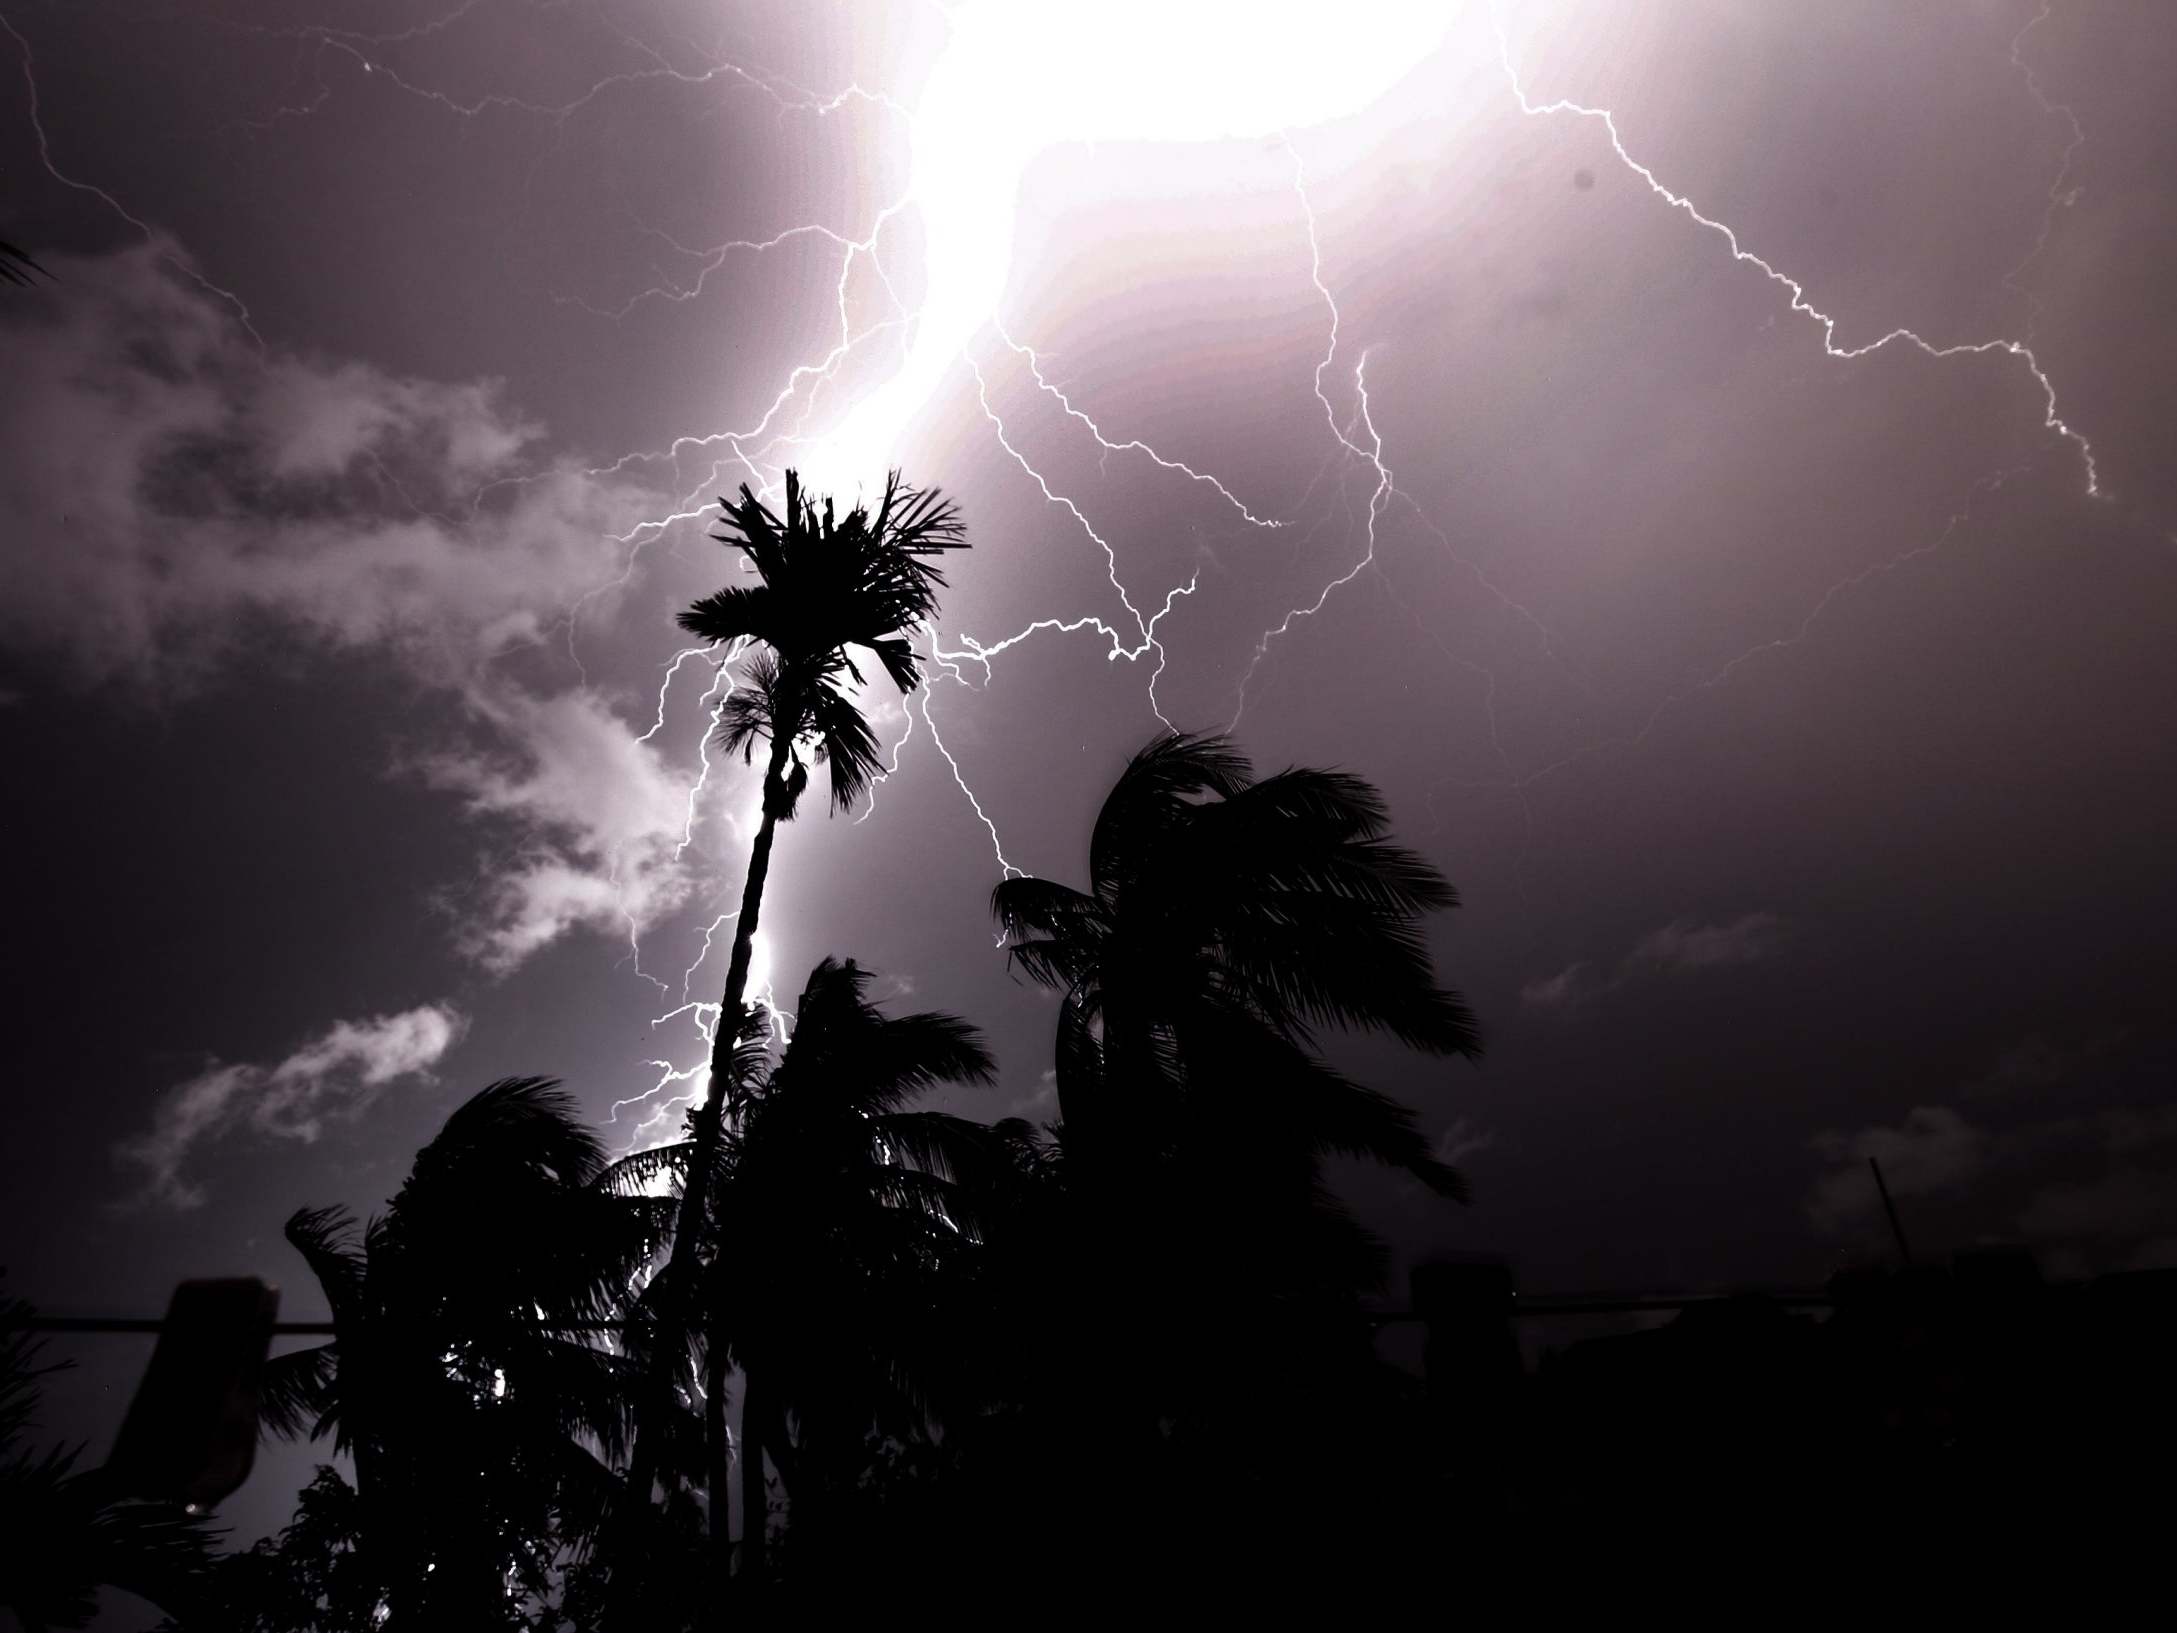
869,1110,1007,1187
991,877,1106,963
283,1207,368,1322
1205,1015,1469,1199
872,470,969,557
860,1011,997,1101
410,1077,605,1190
0,240,49,288
863,633,921,693
676,583,774,645
1089,732,1253,902
597,1140,694,1197
804,665,886,812
258,1343,339,1441
715,651,786,763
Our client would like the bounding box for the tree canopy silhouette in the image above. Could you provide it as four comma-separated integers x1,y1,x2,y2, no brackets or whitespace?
1,1291,217,1631
975,734,1483,1582
993,730,1480,1215
255,1079,669,1628
616,958,994,1579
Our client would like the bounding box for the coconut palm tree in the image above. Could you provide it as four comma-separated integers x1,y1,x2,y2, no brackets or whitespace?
632,469,969,1502
613,958,995,1581
985,735,1481,1579
256,1079,669,1628
992,731,1479,1205
990,728,1479,1312
723,959,994,1578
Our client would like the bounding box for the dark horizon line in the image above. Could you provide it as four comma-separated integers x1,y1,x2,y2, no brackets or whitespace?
20,1289,1850,1336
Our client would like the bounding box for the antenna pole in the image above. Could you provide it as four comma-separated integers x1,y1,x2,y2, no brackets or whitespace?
1869,1156,1914,1266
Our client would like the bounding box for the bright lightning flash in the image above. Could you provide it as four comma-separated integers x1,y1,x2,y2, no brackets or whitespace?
473,0,2120,1149
6,1,2112,1153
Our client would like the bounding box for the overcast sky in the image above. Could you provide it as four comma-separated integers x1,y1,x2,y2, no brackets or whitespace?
5,0,2176,1528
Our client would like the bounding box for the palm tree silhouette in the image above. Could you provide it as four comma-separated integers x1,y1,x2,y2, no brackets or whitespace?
992,731,1479,1198
985,734,1481,1578
620,959,994,1581
632,469,969,1505
257,1079,667,1628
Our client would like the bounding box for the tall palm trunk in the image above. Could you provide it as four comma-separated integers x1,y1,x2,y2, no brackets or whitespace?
679,723,794,1250
626,728,793,1524
739,1368,767,1580
704,1328,731,1561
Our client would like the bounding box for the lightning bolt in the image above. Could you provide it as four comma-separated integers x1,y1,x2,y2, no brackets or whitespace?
2001,0,2087,337
1490,6,2102,498
852,696,918,827
0,11,264,344
218,2,908,130
1222,132,1577,793
1226,140,1392,732
19,1,2124,1160
915,680,1022,882
1455,1,2107,805
997,325,1289,529
941,354,1205,736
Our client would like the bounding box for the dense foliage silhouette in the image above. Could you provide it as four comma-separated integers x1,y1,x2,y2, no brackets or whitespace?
967,731,1484,1584
2,1288,218,1633
251,1080,669,1627
1,1290,218,1630
610,958,995,1584
163,720,1482,1622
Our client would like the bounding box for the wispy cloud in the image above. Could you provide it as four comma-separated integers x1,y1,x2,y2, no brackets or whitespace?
424,684,725,972
0,239,728,976
1807,1105,1988,1233
1518,961,1591,1009
1807,1096,2177,1273
1627,912,1783,972
1433,1116,1496,1166
1522,912,1785,1008
118,1005,465,1209
0,239,666,683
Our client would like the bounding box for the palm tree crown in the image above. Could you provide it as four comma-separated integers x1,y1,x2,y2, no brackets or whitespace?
678,469,967,815
992,731,1481,1206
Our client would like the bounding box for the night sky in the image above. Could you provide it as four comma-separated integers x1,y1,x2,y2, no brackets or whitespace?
5,0,2177,1539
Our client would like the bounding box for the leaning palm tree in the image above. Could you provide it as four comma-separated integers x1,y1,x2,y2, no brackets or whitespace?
612,959,995,1581
632,469,969,1496
257,1079,668,1628
992,730,1481,1245
988,735,1481,1576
